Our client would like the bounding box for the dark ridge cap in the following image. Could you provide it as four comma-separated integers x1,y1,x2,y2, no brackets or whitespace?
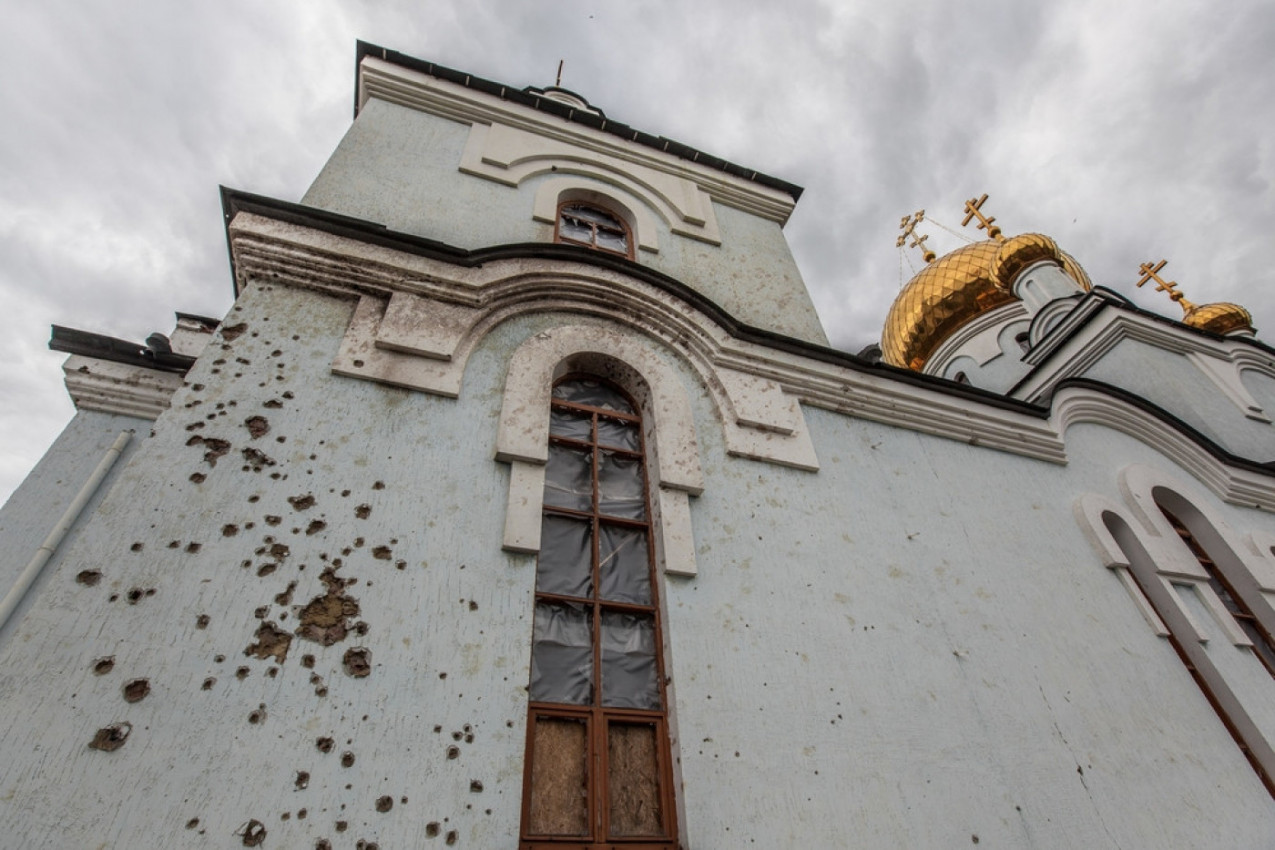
218,188,1044,418
50,325,195,374
175,311,221,329
352,41,803,203
1053,377,1275,478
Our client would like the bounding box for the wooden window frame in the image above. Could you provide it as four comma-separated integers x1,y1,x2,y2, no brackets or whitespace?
520,375,678,849
554,202,635,260
1162,509,1275,679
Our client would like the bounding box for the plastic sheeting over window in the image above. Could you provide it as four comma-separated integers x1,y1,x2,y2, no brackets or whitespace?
523,375,675,847
531,602,593,705
601,611,659,709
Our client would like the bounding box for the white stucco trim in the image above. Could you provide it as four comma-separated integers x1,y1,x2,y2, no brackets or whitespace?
463,123,720,246
1016,306,1275,425
62,355,185,420
1052,385,1275,512
494,323,703,577
1073,494,1169,636
926,301,1028,376
358,56,796,225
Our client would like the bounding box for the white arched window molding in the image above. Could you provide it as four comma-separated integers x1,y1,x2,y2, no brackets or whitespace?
496,324,703,577
533,179,660,254
459,121,723,245
1082,493,1275,796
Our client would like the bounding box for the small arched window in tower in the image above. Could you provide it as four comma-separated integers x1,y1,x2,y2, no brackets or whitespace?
520,376,677,849
953,371,970,385
1015,331,1031,354
556,203,632,258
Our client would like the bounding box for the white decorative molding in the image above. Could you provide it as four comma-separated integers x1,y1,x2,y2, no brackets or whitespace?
1052,385,1275,512
926,301,1027,376
358,56,796,225
1072,493,1169,635
465,123,720,246
62,355,184,420
1187,351,1270,422
493,324,704,577
495,325,704,493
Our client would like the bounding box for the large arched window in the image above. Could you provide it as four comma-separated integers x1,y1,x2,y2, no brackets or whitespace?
520,376,677,848
1159,505,1275,678
555,202,633,258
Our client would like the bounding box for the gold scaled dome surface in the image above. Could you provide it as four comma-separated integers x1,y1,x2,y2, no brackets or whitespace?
881,236,1091,371
1183,302,1254,335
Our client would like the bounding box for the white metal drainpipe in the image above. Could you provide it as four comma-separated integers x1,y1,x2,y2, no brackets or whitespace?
0,430,133,632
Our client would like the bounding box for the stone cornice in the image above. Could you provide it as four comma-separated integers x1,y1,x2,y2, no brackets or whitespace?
62,355,184,420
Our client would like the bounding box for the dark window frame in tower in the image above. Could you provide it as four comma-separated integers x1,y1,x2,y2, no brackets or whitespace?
555,202,634,259
520,375,678,850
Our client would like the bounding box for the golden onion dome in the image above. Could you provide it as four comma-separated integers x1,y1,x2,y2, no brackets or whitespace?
881,236,1092,371
1182,301,1254,335
990,233,1061,290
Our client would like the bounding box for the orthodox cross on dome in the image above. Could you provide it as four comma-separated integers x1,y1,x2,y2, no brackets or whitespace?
896,210,936,263
1135,259,1196,313
961,193,1004,242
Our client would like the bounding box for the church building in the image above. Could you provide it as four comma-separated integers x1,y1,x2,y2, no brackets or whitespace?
2,42,1275,847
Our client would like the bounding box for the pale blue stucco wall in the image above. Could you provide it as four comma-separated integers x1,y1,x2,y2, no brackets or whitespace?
3,278,1275,847
301,98,828,346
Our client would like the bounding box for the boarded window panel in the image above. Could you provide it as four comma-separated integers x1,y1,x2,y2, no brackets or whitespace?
598,452,645,519
607,722,663,837
600,611,660,709
529,716,590,836
596,416,640,451
599,523,652,605
545,445,593,513
537,516,593,599
531,603,594,705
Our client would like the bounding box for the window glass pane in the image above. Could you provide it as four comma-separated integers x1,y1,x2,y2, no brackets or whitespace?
559,214,592,245
607,722,663,837
564,205,619,228
553,379,634,413
531,602,594,705
598,451,645,519
596,227,628,254
596,416,640,451
544,444,592,513
529,715,590,836
600,611,659,709
537,516,594,598
549,407,592,442
599,523,651,605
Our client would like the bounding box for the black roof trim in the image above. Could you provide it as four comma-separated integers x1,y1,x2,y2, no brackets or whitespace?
352,41,804,203
175,311,221,330
50,326,195,374
1054,377,1275,476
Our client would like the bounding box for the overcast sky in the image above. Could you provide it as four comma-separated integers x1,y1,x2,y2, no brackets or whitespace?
2,0,1274,505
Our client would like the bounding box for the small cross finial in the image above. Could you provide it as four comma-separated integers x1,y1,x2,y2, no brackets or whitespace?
1135,259,1196,314
961,193,1004,242
896,210,936,263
